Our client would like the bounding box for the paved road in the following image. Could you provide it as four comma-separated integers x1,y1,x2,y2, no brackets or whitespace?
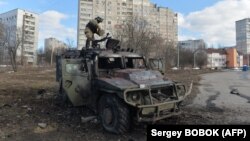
188,71,250,124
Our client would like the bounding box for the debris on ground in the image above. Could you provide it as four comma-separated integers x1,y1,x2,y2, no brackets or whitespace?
38,123,47,129
0,67,218,141
81,116,97,123
1,104,12,108
230,88,240,95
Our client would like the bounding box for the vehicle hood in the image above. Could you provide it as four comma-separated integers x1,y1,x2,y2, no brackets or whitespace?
98,69,172,90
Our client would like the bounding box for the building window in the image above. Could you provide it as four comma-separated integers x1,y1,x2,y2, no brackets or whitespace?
122,2,126,6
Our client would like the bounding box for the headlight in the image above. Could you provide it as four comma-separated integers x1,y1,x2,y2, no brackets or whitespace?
176,85,185,96
131,93,140,101
125,90,150,106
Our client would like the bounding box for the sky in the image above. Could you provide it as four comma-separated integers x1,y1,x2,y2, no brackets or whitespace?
0,0,250,48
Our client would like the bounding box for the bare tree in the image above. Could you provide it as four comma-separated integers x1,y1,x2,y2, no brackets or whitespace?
178,43,207,68
179,47,194,68
0,23,4,64
66,38,75,48
164,41,177,68
196,51,207,68
0,23,3,38
195,44,207,68
44,44,67,65
44,46,52,64
37,47,45,66
114,16,163,59
113,16,179,70
0,25,24,72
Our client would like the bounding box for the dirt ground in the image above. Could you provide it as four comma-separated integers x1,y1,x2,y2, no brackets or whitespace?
0,67,218,141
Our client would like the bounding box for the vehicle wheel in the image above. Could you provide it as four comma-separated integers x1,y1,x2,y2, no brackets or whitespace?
98,95,131,134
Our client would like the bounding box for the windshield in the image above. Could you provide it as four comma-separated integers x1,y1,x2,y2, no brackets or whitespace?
125,57,145,69
98,57,123,69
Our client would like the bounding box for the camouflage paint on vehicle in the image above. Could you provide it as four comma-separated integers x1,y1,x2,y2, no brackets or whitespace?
57,49,192,121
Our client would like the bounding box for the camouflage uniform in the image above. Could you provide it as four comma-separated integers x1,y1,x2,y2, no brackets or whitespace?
84,18,105,49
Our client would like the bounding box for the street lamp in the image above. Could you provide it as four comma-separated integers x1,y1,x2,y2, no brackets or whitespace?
193,50,199,68
177,44,180,68
50,46,55,66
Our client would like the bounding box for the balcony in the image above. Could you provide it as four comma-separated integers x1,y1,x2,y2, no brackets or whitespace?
24,18,35,23
24,21,36,27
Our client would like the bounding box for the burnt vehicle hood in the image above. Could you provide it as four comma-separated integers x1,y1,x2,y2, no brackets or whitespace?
98,69,173,90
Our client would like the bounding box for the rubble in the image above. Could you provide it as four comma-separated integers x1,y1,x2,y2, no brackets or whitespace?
0,67,222,140
38,123,47,128
230,88,240,95
22,105,28,109
0,104,12,108
81,116,97,123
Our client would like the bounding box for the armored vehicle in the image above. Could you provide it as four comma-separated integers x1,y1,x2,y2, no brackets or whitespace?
56,36,192,134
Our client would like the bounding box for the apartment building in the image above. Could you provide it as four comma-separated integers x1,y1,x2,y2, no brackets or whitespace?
178,39,206,52
77,0,178,49
0,9,39,65
236,18,250,54
44,38,68,55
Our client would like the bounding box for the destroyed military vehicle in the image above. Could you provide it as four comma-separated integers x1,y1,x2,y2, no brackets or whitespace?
56,35,192,134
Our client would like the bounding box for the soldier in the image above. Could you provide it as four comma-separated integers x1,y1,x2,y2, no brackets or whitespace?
84,16,105,49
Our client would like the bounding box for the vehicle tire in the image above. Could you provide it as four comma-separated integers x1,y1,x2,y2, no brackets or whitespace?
98,94,131,134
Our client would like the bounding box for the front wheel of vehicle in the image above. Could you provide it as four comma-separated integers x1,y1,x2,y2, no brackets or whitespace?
98,94,131,134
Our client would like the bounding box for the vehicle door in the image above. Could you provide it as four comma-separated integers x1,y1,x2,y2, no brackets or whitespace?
62,58,91,106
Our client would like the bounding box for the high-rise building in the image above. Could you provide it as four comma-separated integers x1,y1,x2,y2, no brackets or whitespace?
0,9,39,65
44,37,68,55
178,39,206,52
77,0,178,49
236,18,250,54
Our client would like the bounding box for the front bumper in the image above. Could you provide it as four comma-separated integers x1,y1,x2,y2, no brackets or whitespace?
124,82,193,122
136,98,183,122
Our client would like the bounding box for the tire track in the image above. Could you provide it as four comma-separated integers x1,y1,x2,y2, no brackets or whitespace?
204,88,224,113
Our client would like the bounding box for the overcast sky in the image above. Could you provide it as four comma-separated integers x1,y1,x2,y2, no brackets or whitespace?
0,0,250,48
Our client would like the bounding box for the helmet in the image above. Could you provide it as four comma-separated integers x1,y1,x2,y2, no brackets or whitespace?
95,16,103,23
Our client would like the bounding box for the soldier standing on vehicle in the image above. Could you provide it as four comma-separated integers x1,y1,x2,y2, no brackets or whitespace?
84,16,105,49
